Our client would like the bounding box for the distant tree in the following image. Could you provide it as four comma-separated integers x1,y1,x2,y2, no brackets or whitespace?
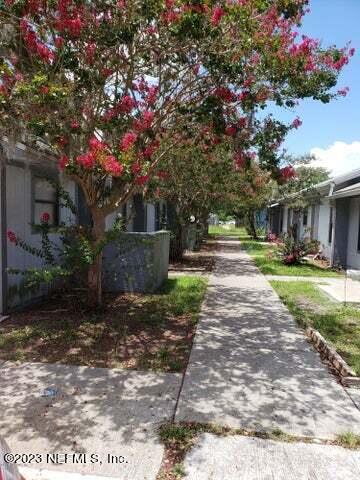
275,154,330,210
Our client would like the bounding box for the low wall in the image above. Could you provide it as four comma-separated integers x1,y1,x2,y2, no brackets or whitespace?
102,231,170,293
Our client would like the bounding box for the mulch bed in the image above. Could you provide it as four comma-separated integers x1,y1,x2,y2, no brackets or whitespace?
169,239,218,274
0,289,197,373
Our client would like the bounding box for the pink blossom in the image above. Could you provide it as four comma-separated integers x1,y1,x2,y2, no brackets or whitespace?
120,132,137,151
104,156,124,177
77,152,96,169
88,136,106,151
131,163,142,175
55,37,64,49
234,152,246,170
211,5,225,27
146,86,158,106
214,87,235,102
193,64,200,75
134,111,155,131
58,155,69,170
7,230,17,244
280,166,296,181
338,87,350,97
292,117,302,129
135,175,149,185
119,95,137,113
225,125,237,137
85,42,96,64
41,212,50,223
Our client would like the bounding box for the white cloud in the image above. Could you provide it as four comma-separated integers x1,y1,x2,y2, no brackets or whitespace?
310,141,360,176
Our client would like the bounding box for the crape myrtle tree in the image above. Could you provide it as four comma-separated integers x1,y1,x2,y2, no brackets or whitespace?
214,156,275,239
147,141,232,258
0,0,352,305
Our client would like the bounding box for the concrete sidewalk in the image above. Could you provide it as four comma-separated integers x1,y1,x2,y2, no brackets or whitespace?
183,434,360,480
176,238,360,438
265,274,360,303
0,361,181,479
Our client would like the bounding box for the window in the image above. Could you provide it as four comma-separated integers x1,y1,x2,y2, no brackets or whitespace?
328,207,333,244
33,177,58,226
303,208,308,227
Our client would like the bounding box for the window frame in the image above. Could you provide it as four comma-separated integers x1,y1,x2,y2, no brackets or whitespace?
31,169,59,230
303,208,308,227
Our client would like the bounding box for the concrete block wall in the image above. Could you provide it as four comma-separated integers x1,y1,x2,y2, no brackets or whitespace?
102,231,170,293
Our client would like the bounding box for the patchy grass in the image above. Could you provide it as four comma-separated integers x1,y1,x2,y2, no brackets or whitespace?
271,281,360,375
208,225,249,238
157,422,360,479
243,240,341,277
0,277,207,373
336,432,360,449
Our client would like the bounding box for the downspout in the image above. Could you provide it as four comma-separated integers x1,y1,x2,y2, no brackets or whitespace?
328,182,336,267
0,147,7,314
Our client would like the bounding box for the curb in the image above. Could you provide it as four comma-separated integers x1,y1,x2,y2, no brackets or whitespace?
306,327,360,387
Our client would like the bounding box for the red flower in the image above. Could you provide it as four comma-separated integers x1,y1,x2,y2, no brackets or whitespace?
58,155,69,170
131,163,142,175
85,42,96,64
40,86,49,94
77,152,96,169
88,136,105,151
135,175,149,185
7,230,17,244
71,120,80,129
133,111,154,132
157,170,168,180
120,132,137,151
211,5,225,27
214,87,235,102
103,156,124,177
41,212,50,223
280,166,296,181
118,95,137,114
292,117,302,129
57,136,68,147
55,37,64,49
225,125,237,137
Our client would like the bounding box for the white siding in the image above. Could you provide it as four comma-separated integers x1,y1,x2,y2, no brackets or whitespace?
5,164,77,308
317,201,332,260
346,197,360,269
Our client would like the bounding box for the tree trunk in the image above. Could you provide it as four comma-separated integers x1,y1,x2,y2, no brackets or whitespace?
247,210,258,240
170,223,186,261
87,211,106,307
88,254,103,307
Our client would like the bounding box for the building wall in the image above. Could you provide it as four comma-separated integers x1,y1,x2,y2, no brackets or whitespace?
317,201,332,260
5,161,75,310
346,197,360,269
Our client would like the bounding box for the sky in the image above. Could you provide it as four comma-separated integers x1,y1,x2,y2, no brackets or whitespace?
275,0,360,176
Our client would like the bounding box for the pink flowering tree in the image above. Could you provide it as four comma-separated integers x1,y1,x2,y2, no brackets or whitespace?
0,0,352,305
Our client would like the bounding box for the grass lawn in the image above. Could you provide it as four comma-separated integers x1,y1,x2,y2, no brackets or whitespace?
208,225,249,238
243,240,341,277
0,276,207,373
271,280,360,375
